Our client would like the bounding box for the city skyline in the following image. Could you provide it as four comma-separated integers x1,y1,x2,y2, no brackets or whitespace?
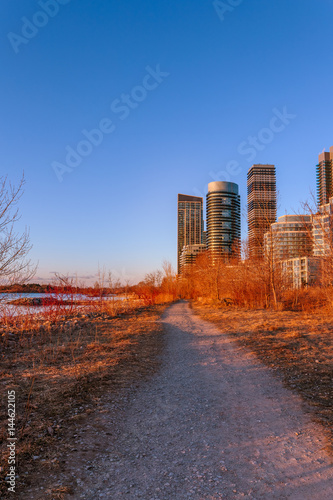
177,146,333,276
1,1,333,283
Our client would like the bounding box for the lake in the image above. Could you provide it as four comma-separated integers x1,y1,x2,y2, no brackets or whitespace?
0,293,123,317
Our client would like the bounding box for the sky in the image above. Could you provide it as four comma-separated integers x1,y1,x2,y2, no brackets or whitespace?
1,0,333,284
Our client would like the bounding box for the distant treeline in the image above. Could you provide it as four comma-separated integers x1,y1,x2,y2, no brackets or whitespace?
0,283,49,293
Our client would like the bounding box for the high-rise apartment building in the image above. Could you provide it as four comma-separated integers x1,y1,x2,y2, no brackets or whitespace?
316,147,333,206
247,164,276,259
177,194,204,274
312,197,333,256
264,215,313,261
206,181,241,260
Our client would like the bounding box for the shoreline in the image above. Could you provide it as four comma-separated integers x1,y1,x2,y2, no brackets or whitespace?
0,301,169,499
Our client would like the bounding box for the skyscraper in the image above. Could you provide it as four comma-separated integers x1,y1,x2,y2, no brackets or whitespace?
206,181,240,260
247,164,276,259
177,194,203,274
316,147,333,206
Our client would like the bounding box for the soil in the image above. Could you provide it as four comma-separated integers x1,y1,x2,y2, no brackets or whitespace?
17,301,333,499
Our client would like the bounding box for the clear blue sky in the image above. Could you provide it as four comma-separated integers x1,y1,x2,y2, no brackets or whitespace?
1,0,333,284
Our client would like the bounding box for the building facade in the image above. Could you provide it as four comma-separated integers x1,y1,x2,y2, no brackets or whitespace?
312,197,333,257
179,244,206,274
281,256,321,288
316,146,333,206
202,230,207,247
206,181,241,260
247,164,276,259
264,215,313,261
177,194,204,274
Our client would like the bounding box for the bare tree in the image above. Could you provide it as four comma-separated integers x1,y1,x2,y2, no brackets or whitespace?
183,251,228,302
144,270,163,288
53,272,75,290
299,195,333,305
161,260,177,298
108,271,122,295
0,175,36,285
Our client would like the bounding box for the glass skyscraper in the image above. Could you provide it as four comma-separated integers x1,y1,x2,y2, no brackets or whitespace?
247,164,276,259
206,181,240,260
316,147,333,206
177,194,204,274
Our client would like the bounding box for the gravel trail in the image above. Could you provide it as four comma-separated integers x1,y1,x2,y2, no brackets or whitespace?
75,301,333,499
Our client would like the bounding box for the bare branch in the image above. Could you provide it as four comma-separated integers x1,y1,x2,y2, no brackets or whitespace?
0,174,36,285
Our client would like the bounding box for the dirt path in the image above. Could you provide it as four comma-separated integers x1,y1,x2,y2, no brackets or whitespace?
25,301,333,499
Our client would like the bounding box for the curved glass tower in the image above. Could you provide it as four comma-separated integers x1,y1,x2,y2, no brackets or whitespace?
206,181,241,259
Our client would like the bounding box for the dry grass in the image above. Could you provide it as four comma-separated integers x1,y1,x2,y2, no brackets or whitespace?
192,302,333,442
0,301,169,498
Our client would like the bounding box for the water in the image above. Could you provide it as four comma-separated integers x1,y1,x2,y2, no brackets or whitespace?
0,293,123,318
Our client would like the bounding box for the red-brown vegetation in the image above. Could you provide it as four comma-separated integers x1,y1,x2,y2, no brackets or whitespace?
0,299,169,498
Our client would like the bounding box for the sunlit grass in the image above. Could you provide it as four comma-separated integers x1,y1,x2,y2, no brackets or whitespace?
0,297,171,498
